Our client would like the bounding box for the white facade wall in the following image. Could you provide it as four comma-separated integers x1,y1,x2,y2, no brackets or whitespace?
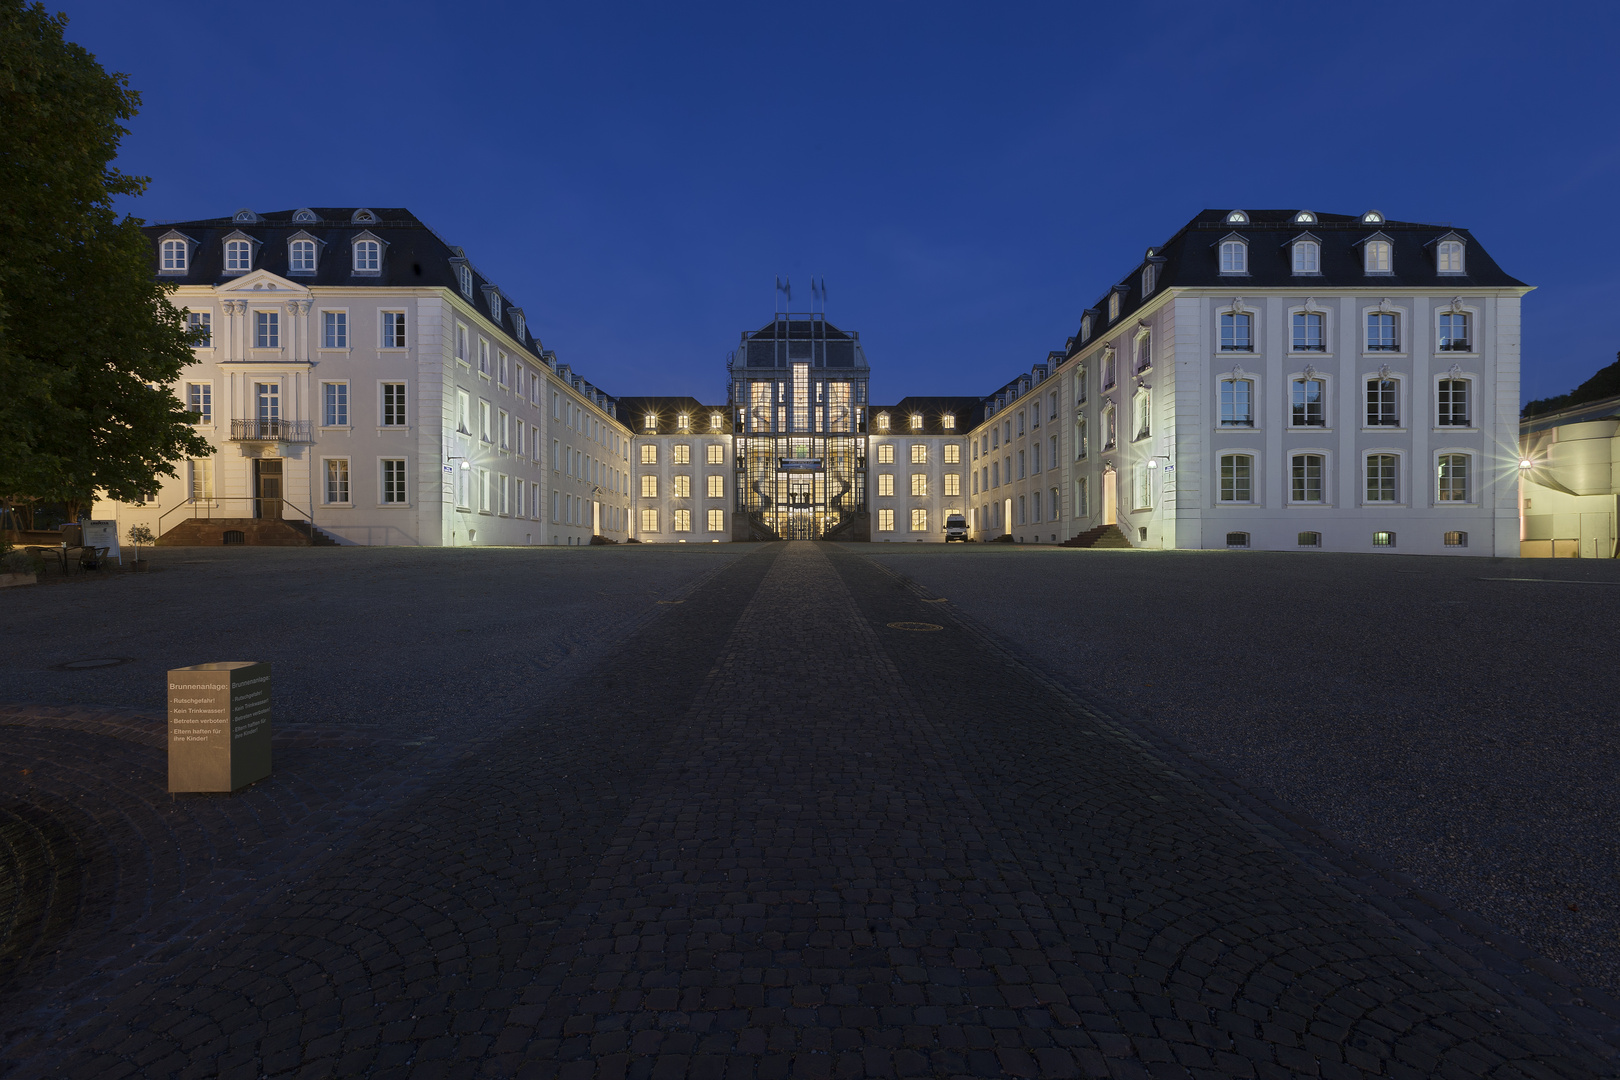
868,430,968,542
546,376,632,547
629,430,735,544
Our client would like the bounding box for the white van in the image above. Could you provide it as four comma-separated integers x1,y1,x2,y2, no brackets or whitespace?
944,513,969,542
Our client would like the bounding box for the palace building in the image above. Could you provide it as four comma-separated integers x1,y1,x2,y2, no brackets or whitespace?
109,206,1535,556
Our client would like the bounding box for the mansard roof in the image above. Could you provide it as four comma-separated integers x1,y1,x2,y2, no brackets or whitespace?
1064,209,1528,361
616,396,733,435
869,396,983,435
142,208,540,354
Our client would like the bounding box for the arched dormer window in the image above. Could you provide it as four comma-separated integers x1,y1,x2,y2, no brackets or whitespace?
1293,210,1317,224
1080,314,1092,342
1108,292,1120,321
1226,209,1249,224
456,263,473,297
222,231,257,274
1291,235,1321,275
1220,238,1248,275
353,237,381,273
510,308,526,342
287,233,319,275
352,208,378,224
1361,209,1385,224
232,208,259,223
1141,264,1156,295
158,231,194,274
1436,237,1466,274
1363,237,1393,274
292,208,318,223
942,413,955,430
710,411,722,430
483,286,502,323
876,411,890,432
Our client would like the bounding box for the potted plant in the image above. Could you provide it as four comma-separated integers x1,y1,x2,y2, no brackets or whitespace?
128,524,154,571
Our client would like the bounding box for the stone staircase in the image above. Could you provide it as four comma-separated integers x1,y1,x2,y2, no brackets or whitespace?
1061,524,1132,549
157,518,340,547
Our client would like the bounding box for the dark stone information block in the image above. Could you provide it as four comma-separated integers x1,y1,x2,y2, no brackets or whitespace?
167,662,272,792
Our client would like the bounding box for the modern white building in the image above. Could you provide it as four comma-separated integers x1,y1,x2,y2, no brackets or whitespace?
109,207,631,547
118,206,1529,555
1519,394,1620,558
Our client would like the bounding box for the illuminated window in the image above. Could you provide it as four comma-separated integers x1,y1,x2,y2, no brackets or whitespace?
706,474,724,498
1364,240,1391,274
674,509,691,532
877,473,894,496
1075,418,1087,459
710,412,722,430
1133,388,1150,440
1438,454,1469,502
673,475,690,498
1142,264,1156,295
910,443,927,464
877,508,895,532
1366,454,1398,502
640,444,657,465
640,474,658,498
944,473,960,496
708,508,725,532
1291,454,1324,503
641,508,659,532
706,443,724,465
1219,454,1252,503
1108,292,1120,321
1445,531,1467,547
877,443,894,464
1103,404,1116,449
1438,241,1465,274
942,414,955,430
1373,530,1396,547
910,413,923,430
677,414,690,431
910,508,928,532
1080,315,1092,342
911,473,928,496
1292,312,1324,352
944,443,960,464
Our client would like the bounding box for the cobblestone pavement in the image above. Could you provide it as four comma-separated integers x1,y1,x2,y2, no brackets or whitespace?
2,542,1616,1078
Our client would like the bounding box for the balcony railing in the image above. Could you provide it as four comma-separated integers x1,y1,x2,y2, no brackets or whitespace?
230,419,312,442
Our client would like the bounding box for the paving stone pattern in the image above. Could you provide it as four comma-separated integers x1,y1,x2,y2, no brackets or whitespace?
2,543,1615,1079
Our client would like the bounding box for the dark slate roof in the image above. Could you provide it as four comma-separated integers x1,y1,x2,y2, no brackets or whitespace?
736,315,866,369
617,396,733,436
870,396,984,436
143,207,544,357
1064,209,1529,362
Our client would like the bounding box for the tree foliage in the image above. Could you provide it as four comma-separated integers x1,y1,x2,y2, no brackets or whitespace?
1522,351,1620,418
0,0,210,514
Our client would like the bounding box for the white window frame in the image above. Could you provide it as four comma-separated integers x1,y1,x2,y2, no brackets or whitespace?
1289,374,1328,429
1363,450,1404,505
1217,451,1258,505
224,238,252,272
910,508,928,533
1288,307,1327,354
707,508,725,533
877,507,895,532
1435,374,1475,429
876,473,895,497
1435,305,1477,355
1363,306,1404,354
161,238,189,273
1364,239,1392,275
1219,311,1254,352
1364,374,1403,429
321,381,350,428
1219,374,1257,429
353,238,381,273
322,457,352,506
320,309,348,350
380,382,408,428
381,310,407,350
185,381,213,424
1133,461,1154,510
1291,240,1320,275
186,310,212,348
1287,450,1330,506
380,458,409,507
1108,292,1121,321
1434,449,1474,505
456,324,470,366
707,474,724,499
1219,240,1248,275
1437,240,1466,275
1134,327,1152,371
253,310,280,350
289,238,317,274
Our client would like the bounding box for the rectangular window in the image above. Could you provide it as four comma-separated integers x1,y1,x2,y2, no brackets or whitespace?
1292,241,1320,274
641,507,659,532
456,325,469,364
910,473,928,496
1220,312,1252,351
944,473,960,496
382,311,406,349
674,444,690,465
187,311,211,347
706,443,724,465
1076,418,1087,459
1366,379,1399,427
640,444,657,465
673,475,690,498
1032,490,1042,522
189,458,213,502
1220,454,1252,503
1373,530,1396,547
1291,379,1324,427
1367,312,1399,352
877,507,895,532
877,473,894,497
1017,450,1026,479
1134,462,1153,509
1076,477,1088,517
254,310,279,348
910,508,928,533
1437,454,1469,502
1438,312,1470,352
674,509,691,532
1365,241,1392,274
515,479,525,518
910,443,927,464
707,474,724,498
455,390,471,435
498,409,509,448
322,311,347,349
186,382,212,423
944,443,960,464
877,443,894,464
498,352,508,387
324,458,349,504
1291,312,1323,352
381,459,407,504
382,383,407,427
498,474,510,516
1444,531,1468,547
708,508,725,532
1220,379,1253,427
1298,531,1321,547
1437,379,1470,426
480,400,492,443
1366,454,1398,502
162,239,188,271
640,474,658,498
255,382,280,420
1291,454,1323,503
478,338,490,375
322,382,348,426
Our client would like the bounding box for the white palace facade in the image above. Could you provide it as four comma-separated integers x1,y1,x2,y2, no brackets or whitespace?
110,206,1532,556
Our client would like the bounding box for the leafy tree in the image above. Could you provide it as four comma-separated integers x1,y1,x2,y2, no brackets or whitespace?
1522,351,1620,418
0,0,210,524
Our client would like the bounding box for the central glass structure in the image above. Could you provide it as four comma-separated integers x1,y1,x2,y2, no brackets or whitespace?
727,312,870,540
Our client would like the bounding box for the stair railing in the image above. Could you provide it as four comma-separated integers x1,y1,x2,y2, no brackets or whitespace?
156,496,315,536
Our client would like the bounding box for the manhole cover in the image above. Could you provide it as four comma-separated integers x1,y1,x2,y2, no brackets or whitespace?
52,657,134,671
886,621,943,632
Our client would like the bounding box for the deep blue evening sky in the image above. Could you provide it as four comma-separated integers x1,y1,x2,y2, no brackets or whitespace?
61,1,1620,404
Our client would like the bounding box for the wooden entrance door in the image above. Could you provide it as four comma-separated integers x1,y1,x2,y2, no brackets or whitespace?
254,459,283,519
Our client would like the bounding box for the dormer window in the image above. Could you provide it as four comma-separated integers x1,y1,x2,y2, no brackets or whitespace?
1141,264,1156,295
1294,210,1317,224
910,413,923,430
353,238,381,273
483,287,502,323
677,414,690,431
223,238,253,273
1292,238,1320,274
160,238,188,272
510,310,526,341
1080,314,1092,342
877,412,890,431
352,208,378,224
457,264,473,297
232,208,259,223
1108,292,1120,321
1220,239,1248,274
1364,239,1392,274
292,208,317,223
1226,210,1249,224
1361,210,1385,224
942,413,955,430
644,413,656,430
289,239,317,274
710,412,722,430
1437,239,1466,274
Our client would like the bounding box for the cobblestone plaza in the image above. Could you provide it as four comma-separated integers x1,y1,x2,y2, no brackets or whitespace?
2,544,1618,1078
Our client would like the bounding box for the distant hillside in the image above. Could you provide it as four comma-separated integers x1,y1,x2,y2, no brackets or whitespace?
1523,353,1620,417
